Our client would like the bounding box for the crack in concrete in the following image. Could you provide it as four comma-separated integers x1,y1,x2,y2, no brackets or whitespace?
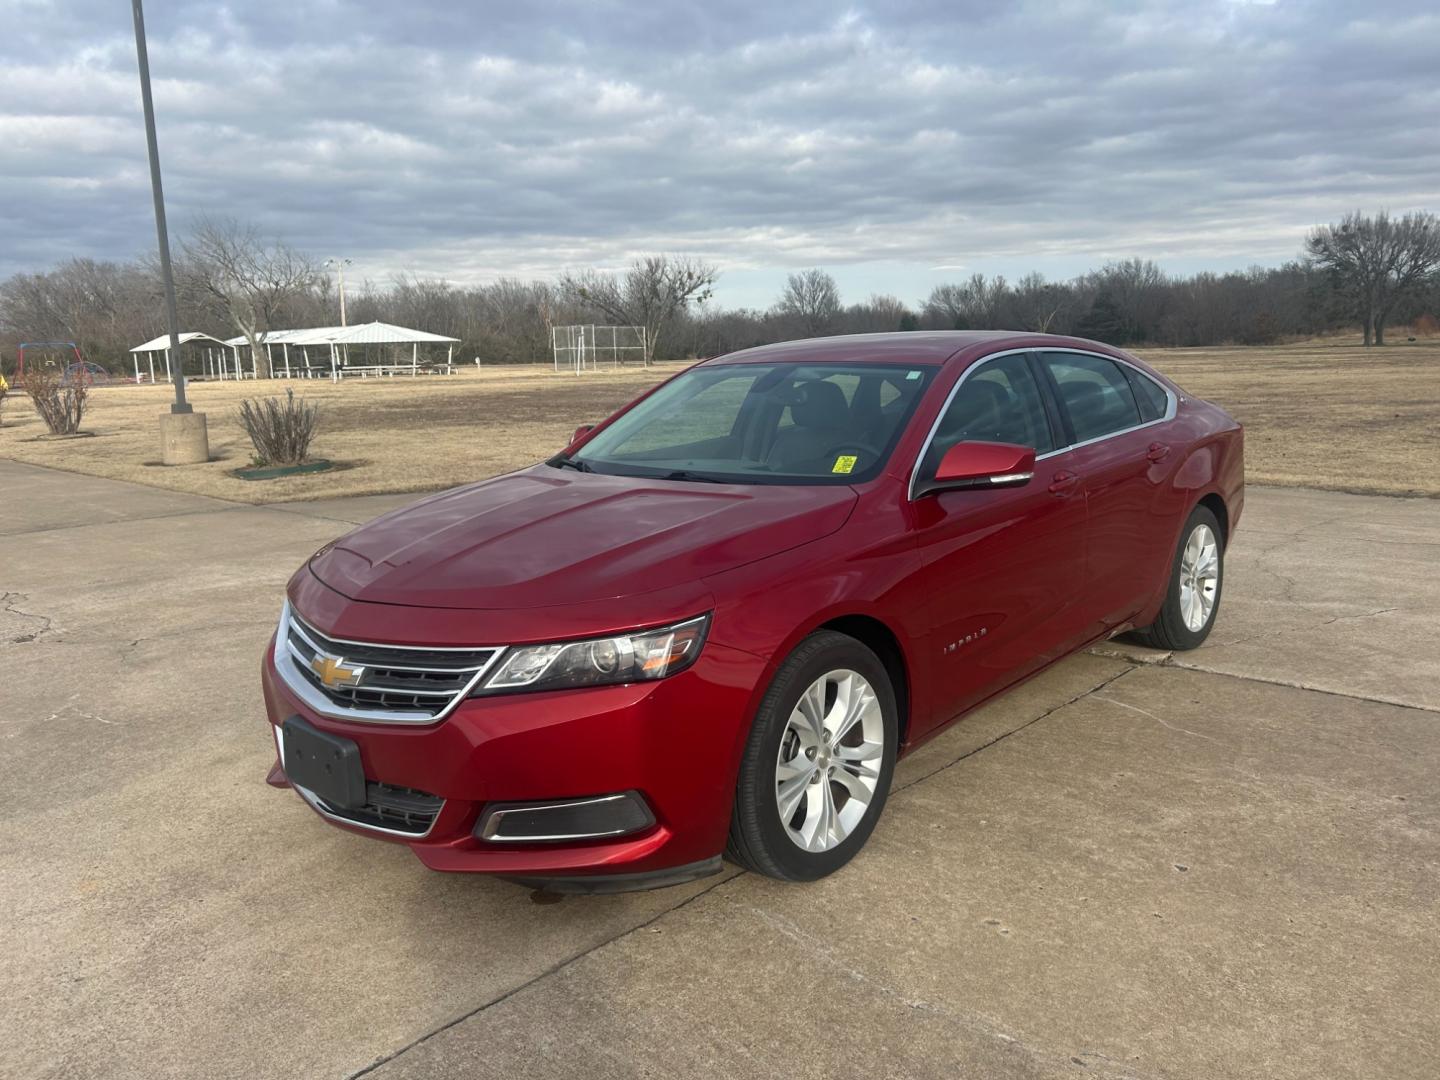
1093,694,1225,745
1319,606,1398,625
343,871,742,1079
1,591,54,643
1203,606,1402,652
1248,557,1300,602
1243,518,1330,556
1087,694,1277,787
1163,660,1439,715
3,702,117,728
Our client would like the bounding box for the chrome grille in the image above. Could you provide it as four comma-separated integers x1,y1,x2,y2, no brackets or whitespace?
275,603,505,724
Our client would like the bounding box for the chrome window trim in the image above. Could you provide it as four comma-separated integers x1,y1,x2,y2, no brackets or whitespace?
273,725,443,839
478,793,643,842
273,601,507,725
907,346,1178,499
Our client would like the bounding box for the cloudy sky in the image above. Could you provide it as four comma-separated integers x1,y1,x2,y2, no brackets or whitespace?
2,0,1437,307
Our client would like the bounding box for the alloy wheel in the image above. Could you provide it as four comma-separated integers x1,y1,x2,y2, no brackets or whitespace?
1179,523,1220,632
774,669,885,852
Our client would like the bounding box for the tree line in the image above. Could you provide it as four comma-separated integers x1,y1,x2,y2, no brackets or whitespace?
2,210,1436,376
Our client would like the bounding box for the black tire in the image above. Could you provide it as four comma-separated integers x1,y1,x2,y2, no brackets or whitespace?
727,630,898,881
1134,504,1224,651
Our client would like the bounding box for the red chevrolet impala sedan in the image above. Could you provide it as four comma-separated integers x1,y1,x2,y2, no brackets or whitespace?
262,331,1242,891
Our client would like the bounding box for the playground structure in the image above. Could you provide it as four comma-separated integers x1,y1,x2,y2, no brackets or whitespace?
64,361,113,385
15,342,85,381
551,325,647,374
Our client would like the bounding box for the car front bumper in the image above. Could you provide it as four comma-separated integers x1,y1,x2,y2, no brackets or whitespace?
260,631,769,888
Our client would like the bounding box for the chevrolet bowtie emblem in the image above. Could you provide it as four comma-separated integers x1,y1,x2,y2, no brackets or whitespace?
310,653,364,689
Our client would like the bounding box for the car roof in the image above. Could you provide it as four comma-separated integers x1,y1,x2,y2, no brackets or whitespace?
699,331,1116,367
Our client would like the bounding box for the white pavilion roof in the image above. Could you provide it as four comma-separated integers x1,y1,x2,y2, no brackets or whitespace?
130,331,234,353
223,322,460,347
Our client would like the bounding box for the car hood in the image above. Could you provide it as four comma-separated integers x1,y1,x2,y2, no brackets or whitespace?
309,466,858,610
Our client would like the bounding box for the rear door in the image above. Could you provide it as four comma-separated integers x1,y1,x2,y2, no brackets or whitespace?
910,351,1090,730
1038,350,1177,632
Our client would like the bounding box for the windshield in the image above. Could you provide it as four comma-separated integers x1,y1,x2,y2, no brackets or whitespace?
559,362,937,484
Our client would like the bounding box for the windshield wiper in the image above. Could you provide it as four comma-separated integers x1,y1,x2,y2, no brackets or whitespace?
659,469,726,484
549,456,591,473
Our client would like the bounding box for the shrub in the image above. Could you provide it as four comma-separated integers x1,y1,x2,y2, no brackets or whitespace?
238,388,320,467
22,365,87,435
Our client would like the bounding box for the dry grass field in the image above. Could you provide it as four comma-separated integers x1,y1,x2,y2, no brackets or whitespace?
0,364,689,503
1,338,1436,502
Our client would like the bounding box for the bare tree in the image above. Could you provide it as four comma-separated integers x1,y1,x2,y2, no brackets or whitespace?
1307,210,1440,345
559,255,717,364
777,268,841,337
473,278,562,363
1014,272,1069,332
845,294,913,334
180,217,318,376
921,283,968,329
0,259,159,365
922,274,1009,330
1081,259,1169,344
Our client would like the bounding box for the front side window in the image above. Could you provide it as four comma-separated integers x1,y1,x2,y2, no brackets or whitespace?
564,362,936,484
1042,352,1142,443
920,353,1054,478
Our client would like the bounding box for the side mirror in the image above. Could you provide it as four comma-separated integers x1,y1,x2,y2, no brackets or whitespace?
570,424,596,445
917,441,1036,497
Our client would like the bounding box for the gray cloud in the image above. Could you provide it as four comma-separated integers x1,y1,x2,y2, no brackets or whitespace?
1,0,1437,304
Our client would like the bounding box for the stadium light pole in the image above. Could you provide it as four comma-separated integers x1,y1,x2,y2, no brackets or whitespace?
131,0,209,462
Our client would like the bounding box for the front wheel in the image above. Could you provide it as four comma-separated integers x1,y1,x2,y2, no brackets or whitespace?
1135,504,1224,650
727,631,898,881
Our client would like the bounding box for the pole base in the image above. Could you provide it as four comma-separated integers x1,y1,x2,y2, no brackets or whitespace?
159,411,209,465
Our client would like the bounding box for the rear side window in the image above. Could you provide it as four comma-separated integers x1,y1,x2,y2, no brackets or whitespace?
1041,352,1141,443
1125,367,1170,422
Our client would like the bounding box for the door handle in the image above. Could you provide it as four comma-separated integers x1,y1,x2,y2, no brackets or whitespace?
1048,470,1080,496
1147,442,1171,462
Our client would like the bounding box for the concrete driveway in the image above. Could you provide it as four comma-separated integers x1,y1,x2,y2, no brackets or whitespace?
2,460,1436,1080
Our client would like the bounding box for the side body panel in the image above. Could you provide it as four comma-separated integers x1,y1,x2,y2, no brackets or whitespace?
1062,424,1188,633
908,474,1089,729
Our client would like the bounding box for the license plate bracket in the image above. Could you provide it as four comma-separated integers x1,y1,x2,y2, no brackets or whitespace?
281,716,367,810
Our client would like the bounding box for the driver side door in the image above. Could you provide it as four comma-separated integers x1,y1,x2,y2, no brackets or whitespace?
910,352,1090,731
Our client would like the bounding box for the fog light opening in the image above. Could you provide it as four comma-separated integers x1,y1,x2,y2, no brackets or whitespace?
476,791,656,843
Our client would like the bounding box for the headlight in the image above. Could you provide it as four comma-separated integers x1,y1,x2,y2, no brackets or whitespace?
476,615,710,695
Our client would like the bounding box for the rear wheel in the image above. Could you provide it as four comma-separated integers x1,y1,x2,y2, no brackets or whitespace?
727,631,898,881
1135,504,1224,650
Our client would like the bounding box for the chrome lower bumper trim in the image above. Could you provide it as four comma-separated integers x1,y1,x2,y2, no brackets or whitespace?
273,725,443,840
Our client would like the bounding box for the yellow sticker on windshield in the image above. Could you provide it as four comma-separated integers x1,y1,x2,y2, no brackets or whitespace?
832,454,858,474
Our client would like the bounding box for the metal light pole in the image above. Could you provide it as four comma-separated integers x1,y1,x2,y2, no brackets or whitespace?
132,0,208,463
131,0,188,414
326,258,352,326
